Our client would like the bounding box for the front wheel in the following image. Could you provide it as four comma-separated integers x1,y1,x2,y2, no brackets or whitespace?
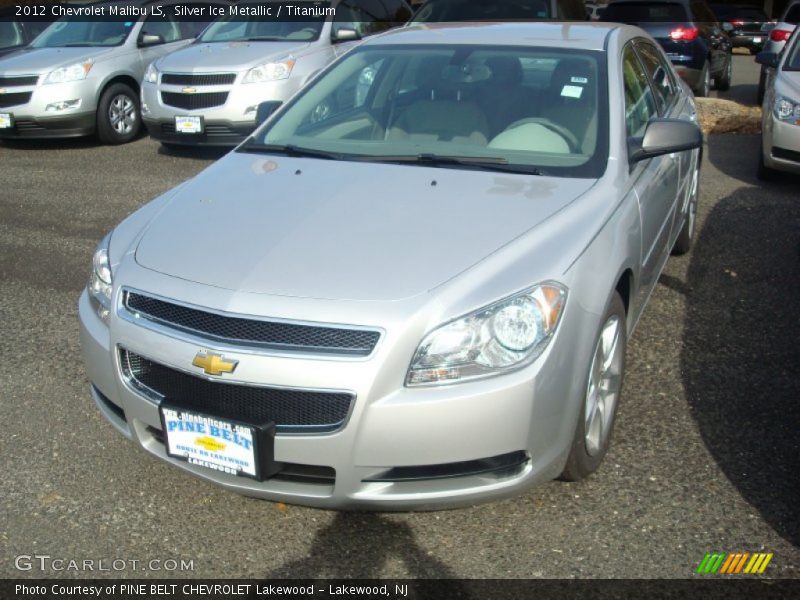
560,292,627,481
672,162,700,255
694,63,711,97
96,83,140,145
714,54,732,91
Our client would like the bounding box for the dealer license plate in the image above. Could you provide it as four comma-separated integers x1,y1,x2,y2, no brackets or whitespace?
175,115,203,134
0,113,13,129
160,406,260,478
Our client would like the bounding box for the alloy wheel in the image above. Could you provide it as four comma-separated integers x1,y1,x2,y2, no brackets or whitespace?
584,314,624,457
108,94,136,135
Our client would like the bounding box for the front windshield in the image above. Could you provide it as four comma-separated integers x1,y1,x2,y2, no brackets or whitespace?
199,13,324,42
0,19,24,50
246,45,608,177
411,0,551,22
31,18,135,48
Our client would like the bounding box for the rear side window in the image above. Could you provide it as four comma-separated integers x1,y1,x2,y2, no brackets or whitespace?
635,41,678,114
622,45,658,137
602,2,688,23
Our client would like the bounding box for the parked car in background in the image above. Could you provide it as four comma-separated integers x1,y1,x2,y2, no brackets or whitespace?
142,0,413,147
757,0,800,103
586,1,605,20
79,22,702,509
601,0,732,96
409,0,588,23
756,28,800,179
0,7,53,59
0,0,226,144
709,3,771,54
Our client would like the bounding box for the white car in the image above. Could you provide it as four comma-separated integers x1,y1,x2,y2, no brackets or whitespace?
757,28,800,179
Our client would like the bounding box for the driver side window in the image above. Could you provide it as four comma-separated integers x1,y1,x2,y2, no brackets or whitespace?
622,45,658,137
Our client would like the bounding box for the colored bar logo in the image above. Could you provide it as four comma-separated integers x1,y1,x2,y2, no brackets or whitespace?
696,552,773,574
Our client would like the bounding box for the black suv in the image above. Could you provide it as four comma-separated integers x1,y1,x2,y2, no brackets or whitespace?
0,7,52,59
602,0,733,96
710,3,772,54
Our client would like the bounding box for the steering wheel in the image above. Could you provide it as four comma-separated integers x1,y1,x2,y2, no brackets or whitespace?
504,118,581,153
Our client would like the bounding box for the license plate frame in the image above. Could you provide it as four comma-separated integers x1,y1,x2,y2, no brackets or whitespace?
175,115,204,134
159,404,279,481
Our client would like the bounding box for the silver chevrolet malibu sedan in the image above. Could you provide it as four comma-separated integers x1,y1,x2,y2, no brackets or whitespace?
79,22,703,510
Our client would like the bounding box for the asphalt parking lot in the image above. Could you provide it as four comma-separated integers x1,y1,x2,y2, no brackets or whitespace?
1,55,798,580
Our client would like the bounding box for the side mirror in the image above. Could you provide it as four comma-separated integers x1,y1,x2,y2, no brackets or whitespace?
332,27,361,43
139,33,164,47
629,118,702,164
255,100,282,126
755,51,779,68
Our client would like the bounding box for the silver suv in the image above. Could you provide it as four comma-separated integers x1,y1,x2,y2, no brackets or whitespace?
142,0,412,147
0,0,224,144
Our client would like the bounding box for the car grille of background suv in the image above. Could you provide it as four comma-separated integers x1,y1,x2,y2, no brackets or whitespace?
123,291,381,356
0,92,32,108
161,91,228,110
0,75,39,87
161,73,237,86
120,349,354,433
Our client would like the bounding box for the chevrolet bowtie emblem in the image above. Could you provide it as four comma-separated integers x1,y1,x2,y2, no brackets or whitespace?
192,351,238,376
182,86,197,94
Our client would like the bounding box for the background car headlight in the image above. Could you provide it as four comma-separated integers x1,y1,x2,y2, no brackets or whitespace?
144,62,159,84
773,95,800,123
407,283,567,386
88,234,112,323
242,59,295,84
44,59,93,84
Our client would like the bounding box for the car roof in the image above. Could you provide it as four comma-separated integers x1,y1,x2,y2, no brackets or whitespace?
375,22,623,51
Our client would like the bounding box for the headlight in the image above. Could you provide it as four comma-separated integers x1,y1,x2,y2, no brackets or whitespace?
144,62,159,84
774,95,800,123
88,234,112,323
242,58,295,84
407,283,567,386
44,59,94,84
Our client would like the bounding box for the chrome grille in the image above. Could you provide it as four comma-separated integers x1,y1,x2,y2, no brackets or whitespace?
120,349,354,433
123,291,381,356
161,73,237,86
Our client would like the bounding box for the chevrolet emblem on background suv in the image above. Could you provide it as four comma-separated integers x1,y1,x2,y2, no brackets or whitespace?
192,351,238,376
182,87,197,94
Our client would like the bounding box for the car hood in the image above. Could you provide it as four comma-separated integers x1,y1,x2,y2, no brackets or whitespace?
0,46,114,74
155,41,311,72
134,152,595,301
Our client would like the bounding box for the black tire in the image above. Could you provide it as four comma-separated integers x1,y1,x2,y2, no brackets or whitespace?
757,67,766,105
694,62,711,97
96,83,140,145
757,143,776,181
560,292,627,482
714,54,732,91
672,161,700,255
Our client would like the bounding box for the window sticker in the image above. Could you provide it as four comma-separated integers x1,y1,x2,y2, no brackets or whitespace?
571,76,588,84
561,85,584,99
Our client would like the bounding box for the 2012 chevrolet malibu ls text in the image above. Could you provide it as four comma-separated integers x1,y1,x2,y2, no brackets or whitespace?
79,22,703,509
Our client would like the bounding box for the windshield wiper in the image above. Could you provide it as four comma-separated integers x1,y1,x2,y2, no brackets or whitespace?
238,143,344,161
355,153,546,175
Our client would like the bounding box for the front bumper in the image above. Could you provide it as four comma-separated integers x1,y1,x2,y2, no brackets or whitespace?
0,77,97,139
78,274,591,509
763,113,800,175
141,77,302,147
